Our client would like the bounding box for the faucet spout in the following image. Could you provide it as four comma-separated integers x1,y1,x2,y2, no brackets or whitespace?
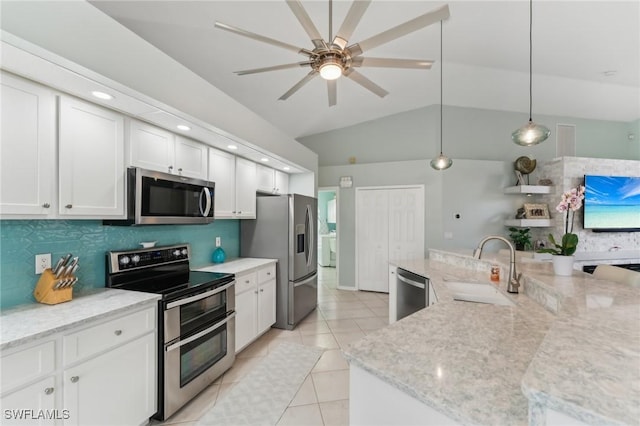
473,235,520,293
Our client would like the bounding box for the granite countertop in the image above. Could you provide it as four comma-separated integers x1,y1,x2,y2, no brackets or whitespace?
0,288,160,350
342,250,640,426
195,257,277,275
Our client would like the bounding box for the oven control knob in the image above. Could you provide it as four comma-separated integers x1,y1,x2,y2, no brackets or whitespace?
181,249,188,256
173,250,181,257
131,255,140,264
119,256,130,265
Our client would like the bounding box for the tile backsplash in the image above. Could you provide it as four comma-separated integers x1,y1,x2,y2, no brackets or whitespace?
0,220,240,309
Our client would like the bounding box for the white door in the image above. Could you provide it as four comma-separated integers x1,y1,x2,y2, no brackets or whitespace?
208,147,236,218
235,157,257,219
0,73,55,216
388,188,425,264
356,189,389,292
58,96,124,217
357,186,425,293
128,119,174,173
174,135,208,179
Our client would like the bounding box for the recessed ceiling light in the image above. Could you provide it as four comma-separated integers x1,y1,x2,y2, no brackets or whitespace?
227,145,238,150
261,158,269,162
283,166,290,171
176,124,191,131
91,91,114,100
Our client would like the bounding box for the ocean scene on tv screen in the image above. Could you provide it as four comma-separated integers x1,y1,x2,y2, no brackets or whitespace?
584,175,640,229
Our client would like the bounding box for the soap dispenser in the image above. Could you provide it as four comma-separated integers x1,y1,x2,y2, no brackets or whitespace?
212,237,226,264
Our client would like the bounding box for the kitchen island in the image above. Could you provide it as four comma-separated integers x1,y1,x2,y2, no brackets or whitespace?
343,250,640,426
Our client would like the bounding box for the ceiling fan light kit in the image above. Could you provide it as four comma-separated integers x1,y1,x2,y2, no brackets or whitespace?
430,20,452,171
215,0,450,106
512,0,550,147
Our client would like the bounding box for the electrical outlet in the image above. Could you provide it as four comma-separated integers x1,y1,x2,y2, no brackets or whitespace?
215,237,221,247
35,253,51,274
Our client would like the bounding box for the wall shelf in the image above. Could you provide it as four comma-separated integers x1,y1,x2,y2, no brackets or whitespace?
505,219,552,227
504,185,552,194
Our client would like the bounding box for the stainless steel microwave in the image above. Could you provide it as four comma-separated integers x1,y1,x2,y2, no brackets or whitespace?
104,167,215,225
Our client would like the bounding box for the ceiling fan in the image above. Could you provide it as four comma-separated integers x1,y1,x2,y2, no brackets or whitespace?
214,0,450,106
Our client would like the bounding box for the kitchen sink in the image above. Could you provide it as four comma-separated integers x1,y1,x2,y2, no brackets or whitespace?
444,281,515,306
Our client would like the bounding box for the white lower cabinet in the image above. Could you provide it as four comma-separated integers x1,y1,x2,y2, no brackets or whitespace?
0,304,157,426
234,263,277,353
63,333,155,426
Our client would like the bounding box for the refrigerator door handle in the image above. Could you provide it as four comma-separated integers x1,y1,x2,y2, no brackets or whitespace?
306,204,314,269
293,273,317,288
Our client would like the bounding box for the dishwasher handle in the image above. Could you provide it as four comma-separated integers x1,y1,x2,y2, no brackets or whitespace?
397,273,426,290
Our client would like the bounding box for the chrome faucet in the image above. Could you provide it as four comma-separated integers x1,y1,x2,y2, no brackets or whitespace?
473,236,521,293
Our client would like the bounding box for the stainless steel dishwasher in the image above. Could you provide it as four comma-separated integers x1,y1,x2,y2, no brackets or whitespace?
396,268,428,321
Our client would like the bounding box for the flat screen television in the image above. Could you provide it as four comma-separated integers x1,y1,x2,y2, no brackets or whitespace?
583,175,640,232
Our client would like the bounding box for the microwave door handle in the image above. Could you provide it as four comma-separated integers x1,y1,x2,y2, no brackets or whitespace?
199,187,212,217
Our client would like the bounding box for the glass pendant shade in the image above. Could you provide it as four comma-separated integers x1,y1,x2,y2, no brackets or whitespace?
512,120,551,146
430,154,453,170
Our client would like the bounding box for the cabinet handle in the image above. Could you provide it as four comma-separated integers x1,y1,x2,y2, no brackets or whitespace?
42,203,51,208
178,168,183,175
260,289,264,292
254,290,258,294
114,329,122,336
238,211,242,214
245,280,250,284
267,272,271,276
232,211,236,214
65,204,72,209
70,376,79,383
44,387,54,395
168,165,174,173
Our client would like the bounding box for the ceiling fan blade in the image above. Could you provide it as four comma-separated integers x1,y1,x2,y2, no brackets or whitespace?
286,0,327,50
215,22,314,57
235,62,313,76
348,4,450,56
332,0,372,50
328,79,337,107
279,70,319,100
351,57,433,69
344,69,388,98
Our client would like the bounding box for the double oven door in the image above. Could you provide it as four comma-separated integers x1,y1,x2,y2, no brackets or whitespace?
161,279,235,420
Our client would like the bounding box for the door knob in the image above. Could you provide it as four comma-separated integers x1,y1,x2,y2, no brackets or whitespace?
65,204,72,209
70,376,79,383
44,387,54,395
114,329,122,336
42,203,51,208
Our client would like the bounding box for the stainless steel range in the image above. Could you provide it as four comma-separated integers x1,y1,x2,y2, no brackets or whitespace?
106,244,235,420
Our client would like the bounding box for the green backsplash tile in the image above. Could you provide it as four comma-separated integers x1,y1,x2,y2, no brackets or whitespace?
0,219,240,309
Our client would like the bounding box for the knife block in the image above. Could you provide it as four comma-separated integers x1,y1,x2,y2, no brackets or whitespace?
34,269,73,305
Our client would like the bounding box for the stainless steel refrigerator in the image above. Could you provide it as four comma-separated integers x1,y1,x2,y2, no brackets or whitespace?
240,194,318,330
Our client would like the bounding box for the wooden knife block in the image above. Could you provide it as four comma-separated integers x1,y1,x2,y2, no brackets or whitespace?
34,269,73,305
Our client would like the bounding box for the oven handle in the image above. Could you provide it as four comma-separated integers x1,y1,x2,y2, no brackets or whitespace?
165,281,235,309
166,312,236,353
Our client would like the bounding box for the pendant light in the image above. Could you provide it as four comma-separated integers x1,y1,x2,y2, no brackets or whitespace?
430,20,453,170
512,0,550,146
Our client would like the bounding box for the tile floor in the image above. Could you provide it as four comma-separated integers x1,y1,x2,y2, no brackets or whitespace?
157,266,389,426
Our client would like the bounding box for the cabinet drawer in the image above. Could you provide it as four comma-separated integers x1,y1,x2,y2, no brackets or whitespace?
257,264,276,284
63,306,155,366
235,272,257,295
1,341,55,393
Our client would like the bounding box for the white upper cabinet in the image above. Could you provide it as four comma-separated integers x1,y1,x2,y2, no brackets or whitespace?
0,72,55,216
256,164,289,195
174,135,208,179
58,96,125,218
235,157,257,219
128,119,207,180
208,147,236,218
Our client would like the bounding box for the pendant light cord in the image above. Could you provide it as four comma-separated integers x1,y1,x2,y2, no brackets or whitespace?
440,20,443,155
528,0,533,122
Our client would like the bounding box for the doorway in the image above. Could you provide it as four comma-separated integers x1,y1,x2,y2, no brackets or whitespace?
318,187,339,285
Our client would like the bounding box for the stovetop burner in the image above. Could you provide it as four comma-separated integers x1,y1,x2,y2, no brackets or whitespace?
106,244,234,300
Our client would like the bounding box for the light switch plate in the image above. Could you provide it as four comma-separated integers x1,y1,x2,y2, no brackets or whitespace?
215,237,221,247
35,253,51,274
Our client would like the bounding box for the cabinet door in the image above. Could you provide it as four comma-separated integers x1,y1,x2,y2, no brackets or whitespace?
1,376,57,426
175,135,208,179
235,288,257,353
257,279,276,335
235,157,257,219
256,164,275,193
58,97,124,217
0,73,55,216
208,147,236,218
274,170,289,194
63,332,155,426
128,119,174,173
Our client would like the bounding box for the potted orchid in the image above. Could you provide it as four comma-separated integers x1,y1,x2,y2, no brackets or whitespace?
538,185,585,275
